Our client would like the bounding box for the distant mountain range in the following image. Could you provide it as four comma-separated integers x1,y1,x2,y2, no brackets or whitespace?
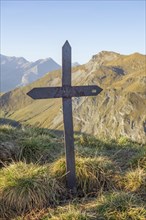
0,54,61,92
0,51,145,143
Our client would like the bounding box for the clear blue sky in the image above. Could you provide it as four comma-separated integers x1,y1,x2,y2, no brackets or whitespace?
1,0,145,64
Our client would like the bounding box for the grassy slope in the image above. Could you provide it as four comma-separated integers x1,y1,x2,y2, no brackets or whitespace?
0,124,146,220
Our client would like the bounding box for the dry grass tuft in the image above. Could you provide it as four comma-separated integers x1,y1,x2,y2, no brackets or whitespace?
50,156,114,194
0,162,65,218
124,168,146,194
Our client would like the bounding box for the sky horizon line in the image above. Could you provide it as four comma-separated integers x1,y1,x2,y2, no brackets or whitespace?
1,49,146,65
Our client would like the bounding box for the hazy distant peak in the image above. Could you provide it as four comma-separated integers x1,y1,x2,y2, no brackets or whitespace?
33,57,59,65
17,57,29,65
1,54,61,92
45,57,55,61
0,54,29,64
0,54,7,59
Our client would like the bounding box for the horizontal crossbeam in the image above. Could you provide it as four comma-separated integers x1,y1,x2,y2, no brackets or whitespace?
27,85,103,99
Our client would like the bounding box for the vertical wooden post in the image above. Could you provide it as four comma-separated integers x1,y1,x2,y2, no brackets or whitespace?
27,41,103,193
62,41,76,191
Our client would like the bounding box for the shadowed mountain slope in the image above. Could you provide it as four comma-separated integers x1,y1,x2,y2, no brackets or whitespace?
0,51,146,143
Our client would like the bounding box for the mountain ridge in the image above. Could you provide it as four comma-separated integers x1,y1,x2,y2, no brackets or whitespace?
0,54,61,92
0,51,146,143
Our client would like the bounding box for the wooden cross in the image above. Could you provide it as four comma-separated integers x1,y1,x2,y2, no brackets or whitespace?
27,41,103,192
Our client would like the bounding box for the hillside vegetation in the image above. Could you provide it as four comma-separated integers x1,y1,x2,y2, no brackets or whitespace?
0,51,146,143
0,124,146,219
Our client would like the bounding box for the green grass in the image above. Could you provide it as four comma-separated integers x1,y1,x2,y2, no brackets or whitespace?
75,134,146,170
18,136,62,163
129,148,146,170
0,125,146,219
95,191,146,220
0,124,64,165
47,206,88,220
12,192,146,220
0,124,16,142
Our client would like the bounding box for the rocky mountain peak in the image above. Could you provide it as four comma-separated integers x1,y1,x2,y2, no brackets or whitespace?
91,51,121,65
